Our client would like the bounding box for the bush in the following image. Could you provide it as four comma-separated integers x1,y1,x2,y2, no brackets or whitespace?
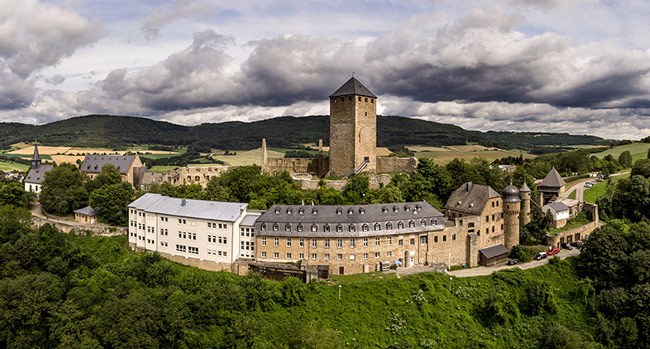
510,245,535,262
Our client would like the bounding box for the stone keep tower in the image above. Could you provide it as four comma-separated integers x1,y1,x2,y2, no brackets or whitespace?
329,77,377,176
519,182,531,226
502,183,521,251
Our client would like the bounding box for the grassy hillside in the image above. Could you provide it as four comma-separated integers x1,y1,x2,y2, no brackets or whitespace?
0,114,612,152
583,173,630,203
592,142,650,162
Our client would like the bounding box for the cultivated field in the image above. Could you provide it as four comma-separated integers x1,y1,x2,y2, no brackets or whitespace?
211,148,284,166
591,142,650,163
0,161,29,172
6,143,181,164
408,145,535,164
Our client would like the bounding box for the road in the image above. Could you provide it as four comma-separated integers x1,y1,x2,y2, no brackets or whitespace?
448,247,580,278
563,171,629,202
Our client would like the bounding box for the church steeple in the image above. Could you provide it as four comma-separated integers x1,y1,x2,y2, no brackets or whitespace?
31,143,41,169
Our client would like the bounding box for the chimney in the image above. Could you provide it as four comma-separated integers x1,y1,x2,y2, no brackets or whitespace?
467,182,473,192
181,198,186,206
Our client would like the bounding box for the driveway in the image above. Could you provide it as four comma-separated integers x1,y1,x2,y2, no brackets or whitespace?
448,248,580,278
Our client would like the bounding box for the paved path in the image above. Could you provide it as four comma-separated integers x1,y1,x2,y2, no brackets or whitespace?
447,248,580,278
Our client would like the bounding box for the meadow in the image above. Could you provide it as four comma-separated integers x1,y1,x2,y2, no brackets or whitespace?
591,142,650,163
583,173,630,203
408,145,535,164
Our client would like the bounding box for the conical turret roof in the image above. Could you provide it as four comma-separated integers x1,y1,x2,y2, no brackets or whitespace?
539,167,566,188
329,77,376,98
519,182,531,192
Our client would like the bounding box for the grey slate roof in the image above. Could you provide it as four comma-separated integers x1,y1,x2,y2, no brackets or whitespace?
329,77,377,98
519,182,531,192
128,193,247,222
479,244,509,259
240,214,259,227
32,144,41,161
444,182,500,215
81,155,137,174
74,206,99,216
25,164,54,184
545,202,570,213
255,201,444,238
538,167,566,188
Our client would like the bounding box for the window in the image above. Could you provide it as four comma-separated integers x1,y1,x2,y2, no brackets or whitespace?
387,251,392,257
398,221,404,229
452,234,457,241
261,237,266,246
348,208,354,215
311,224,318,232
349,224,356,232
362,224,369,232
336,208,342,215
336,224,343,232
324,253,330,260
337,254,343,260
298,208,304,215
486,216,489,223
431,219,438,225
324,239,330,248
399,239,404,246
261,223,266,231
299,238,304,247
324,224,330,232
311,238,317,248
363,253,368,259
374,222,381,231
350,239,355,248
492,201,495,207
410,238,415,245
188,246,198,254
286,253,292,259
386,222,393,230
420,236,428,244
434,236,438,243
387,236,392,245
337,238,343,248
350,254,356,260
299,253,305,259
420,219,427,226
359,208,365,214
273,223,279,231
261,252,267,258
375,237,380,246
287,208,292,214
363,238,368,247
375,252,380,258
443,235,447,242
409,220,415,228
297,223,303,232
486,228,489,235
492,226,495,233
311,253,317,260
274,238,279,246
175,244,187,252
492,214,495,221
286,238,292,247
285,224,291,232
274,252,279,259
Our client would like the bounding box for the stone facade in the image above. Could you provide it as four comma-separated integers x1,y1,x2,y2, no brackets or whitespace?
376,156,418,174
82,154,146,186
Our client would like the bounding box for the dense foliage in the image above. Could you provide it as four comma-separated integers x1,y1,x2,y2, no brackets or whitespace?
0,114,611,151
0,207,601,348
597,175,650,222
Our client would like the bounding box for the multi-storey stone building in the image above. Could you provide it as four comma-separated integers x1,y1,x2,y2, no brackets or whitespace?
81,154,146,186
128,193,258,271
252,202,486,275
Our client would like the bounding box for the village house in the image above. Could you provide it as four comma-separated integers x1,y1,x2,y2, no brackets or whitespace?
80,154,146,186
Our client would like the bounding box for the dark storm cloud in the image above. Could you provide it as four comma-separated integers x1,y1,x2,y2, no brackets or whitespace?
0,69,35,110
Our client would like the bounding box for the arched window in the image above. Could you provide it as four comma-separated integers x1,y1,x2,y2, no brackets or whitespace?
261,223,267,231
298,208,304,215
324,224,331,232
285,224,291,232
336,208,342,215
386,222,393,230
311,224,318,232
362,224,369,232
431,219,438,225
348,208,354,215
336,224,343,232
397,221,404,229
420,219,426,226
273,223,279,231
349,224,356,232
297,223,303,232
287,208,292,214
359,208,365,214
408,220,415,228
374,222,381,231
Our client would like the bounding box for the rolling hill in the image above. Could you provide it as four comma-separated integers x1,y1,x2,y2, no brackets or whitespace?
0,114,613,151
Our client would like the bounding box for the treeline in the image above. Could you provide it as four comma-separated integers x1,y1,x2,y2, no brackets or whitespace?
0,114,612,151
144,158,534,211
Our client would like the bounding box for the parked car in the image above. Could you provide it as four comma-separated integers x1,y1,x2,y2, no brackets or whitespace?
548,247,560,256
534,252,548,260
584,182,594,188
571,241,584,249
561,243,574,250
507,258,518,265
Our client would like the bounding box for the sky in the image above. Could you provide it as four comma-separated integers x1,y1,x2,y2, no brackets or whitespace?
1,0,650,140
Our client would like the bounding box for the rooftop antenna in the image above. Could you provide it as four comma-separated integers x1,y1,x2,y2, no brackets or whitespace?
352,72,354,77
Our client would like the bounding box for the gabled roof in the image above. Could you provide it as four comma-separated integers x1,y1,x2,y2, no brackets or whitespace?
539,167,566,188
81,155,137,174
128,193,247,222
444,182,501,215
24,164,54,184
329,77,377,98
543,201,570,214
74,206,99,216
479,244,509,259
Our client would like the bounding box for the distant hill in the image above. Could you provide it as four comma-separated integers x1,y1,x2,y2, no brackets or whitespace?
0,114,612,151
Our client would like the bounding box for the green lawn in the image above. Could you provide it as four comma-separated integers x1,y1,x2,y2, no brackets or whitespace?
0,160,29,172
148,165,178,173
583,173,630,203
548,213,591,235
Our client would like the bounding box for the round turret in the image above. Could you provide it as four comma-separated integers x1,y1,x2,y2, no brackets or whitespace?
519,182,531,193
502,184,521,203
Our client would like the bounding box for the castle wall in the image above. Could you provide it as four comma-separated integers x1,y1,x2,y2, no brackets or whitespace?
376,156,417,174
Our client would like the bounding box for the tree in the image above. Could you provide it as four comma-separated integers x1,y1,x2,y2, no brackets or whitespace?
89,182,134,226
84,163,122,193
40,164,88,215
0,182,34,208
342,173,371,204
619,151,633,168
577,225,630,290
631,159,650,178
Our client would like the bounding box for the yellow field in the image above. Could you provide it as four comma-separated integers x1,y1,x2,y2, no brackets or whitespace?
8,145,71,155
7,143,179,165
408,145,534,164
50,155,85,165
211,148,285,166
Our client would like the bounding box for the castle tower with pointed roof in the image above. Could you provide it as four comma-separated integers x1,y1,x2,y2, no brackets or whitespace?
537,167,566,205
329,77,377,176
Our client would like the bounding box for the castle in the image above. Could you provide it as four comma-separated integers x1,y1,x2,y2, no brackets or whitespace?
261,77,417,178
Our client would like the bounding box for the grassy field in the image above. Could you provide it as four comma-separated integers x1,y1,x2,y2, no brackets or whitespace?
592,142,650,163
148,165,178,173
408,145,535,164
0,160,29,172
211,148,284,166
583,173,630,203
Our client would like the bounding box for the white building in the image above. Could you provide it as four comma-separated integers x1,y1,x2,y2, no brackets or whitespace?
128,193,256,270
24,144,53,195
542,201,570,228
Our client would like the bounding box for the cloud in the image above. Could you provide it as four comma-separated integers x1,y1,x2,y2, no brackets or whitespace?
44,75,66,86
141,0,219,40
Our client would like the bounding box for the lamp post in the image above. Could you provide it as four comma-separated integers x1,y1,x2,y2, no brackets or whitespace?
338,284,342,300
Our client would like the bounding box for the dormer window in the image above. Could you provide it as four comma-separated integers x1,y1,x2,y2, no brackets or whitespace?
297,223,303,232
285,224,291,232
312,209,318,215
324,224,331,232
336,224,343,232
420,219,426,226
336,208,342,215
408,220,415,228
348,208,354,215
404,205,409,212
311,224,318,232
274,208,280,214
386,222,393,230
397,221,404,229
393,206,399,213
298,208,304,215
359,208,365,214
348,224,356,232
432,219,438,225
273,223,279,231
261,223,267,231
287,208,292,214
362,224,369,232
382,207,388,213
374,222,381,231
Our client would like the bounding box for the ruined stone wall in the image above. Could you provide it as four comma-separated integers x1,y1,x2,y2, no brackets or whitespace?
32,216,126,237
376,156,417,174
